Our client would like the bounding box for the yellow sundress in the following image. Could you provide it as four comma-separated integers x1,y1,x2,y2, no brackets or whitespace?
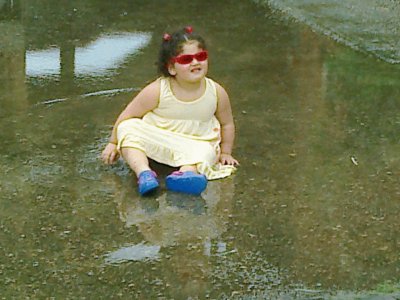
117,77,236,180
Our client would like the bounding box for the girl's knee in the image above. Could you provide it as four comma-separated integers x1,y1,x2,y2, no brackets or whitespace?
117,118,144,142
196,144,217,164
117,118,142,132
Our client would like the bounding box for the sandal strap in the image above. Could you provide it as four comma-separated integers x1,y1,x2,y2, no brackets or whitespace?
170,171,184,175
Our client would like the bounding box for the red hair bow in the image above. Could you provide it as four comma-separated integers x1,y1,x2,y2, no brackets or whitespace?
163,33,171,41
185,26,193,34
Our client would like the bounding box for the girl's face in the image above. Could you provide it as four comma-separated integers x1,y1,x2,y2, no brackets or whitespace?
168,41,208,83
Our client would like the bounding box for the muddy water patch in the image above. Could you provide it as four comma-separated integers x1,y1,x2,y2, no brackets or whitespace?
27,157,65,185
76,134,132,182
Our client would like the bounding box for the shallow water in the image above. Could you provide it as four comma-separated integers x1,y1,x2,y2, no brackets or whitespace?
1,0,400,298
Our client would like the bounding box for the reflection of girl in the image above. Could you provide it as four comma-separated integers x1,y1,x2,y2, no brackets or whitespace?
109,173,235,299
116,178,235,248
101,26,238,196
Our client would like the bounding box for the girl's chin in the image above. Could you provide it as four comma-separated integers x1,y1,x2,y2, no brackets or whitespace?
190,71,207,79
175,70,207,83
177,75,205,83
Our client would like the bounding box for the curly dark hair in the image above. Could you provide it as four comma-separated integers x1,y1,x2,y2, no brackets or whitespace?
157,26,207,77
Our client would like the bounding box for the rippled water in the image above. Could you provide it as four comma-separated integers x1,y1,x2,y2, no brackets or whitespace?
1,0,400,299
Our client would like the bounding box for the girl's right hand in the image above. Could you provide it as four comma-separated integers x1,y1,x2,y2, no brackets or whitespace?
219,153,239,166
101,143,120,165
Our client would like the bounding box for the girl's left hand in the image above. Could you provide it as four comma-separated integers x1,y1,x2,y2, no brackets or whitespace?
219,153,239,166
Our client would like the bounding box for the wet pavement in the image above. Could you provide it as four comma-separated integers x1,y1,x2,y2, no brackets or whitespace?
257,0,400,63
1,0,400,299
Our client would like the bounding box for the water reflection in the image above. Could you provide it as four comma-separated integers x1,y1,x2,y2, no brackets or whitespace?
26,32,151,78
104,243,160,264
26,48,60,77
115,179,235,248
99,174,240,297
75,32,151,76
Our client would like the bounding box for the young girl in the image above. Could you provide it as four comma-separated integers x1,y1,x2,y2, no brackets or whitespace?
101,26,239,196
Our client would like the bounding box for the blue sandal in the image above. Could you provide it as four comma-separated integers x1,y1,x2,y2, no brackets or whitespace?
165,171,207,195
138,170,159,195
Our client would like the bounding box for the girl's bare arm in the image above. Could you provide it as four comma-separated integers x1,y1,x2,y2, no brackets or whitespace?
101,79,160,164
215,83,239,166
108,79,160,144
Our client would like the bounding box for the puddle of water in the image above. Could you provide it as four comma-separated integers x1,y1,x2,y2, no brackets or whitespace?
1,0,400,299
74,32,151,76
26,48,61,77
26,32,151,78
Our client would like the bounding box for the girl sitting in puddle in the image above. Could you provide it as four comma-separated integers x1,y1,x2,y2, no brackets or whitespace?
101,26,238,196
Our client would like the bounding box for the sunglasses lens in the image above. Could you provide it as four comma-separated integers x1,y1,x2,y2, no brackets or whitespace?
195,51,208,61
176,55,193,64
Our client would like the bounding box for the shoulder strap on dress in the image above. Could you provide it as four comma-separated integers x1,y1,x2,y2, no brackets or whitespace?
205,77,217,97
158,77,170,102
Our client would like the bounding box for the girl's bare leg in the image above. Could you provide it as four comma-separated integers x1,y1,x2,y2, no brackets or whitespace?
179,165,198,173
121,148,151,177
